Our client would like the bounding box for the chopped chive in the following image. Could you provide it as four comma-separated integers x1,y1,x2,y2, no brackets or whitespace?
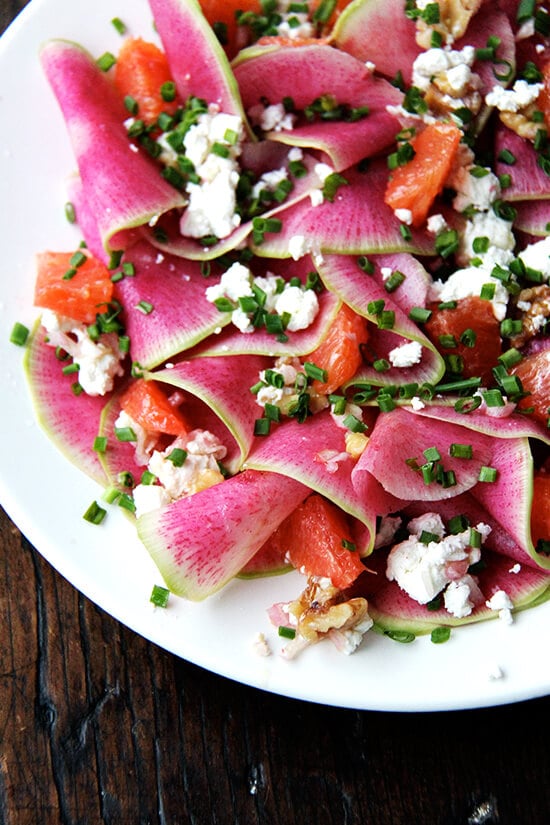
478,465,499,483
423,446,441,462
83,501,107,525
373,358,390,372
114,426,137,443
111,17,126,34
135,300,154,315
431,626,451,644
384,270,406,293
480,282,496,300
160,81,176,102
409,307,432,324
343,414,367,433
469,527,482,549
64,202,76,223
482,388,505,407
449,443,473,459
254,418,271,436
278,625,296,639
304,361,328,383
454,396,482,414
377,394,396,413
166,447,187,467
93,436,107,453
448,514,470,534
150,584,170,608
384,629,415,643
141,470,157,485
96,52,116,72
10,321,29,346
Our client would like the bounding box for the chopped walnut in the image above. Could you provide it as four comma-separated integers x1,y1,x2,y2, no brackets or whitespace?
512,285,550,348
282,577,372,655
499,104,543,142
424,85,481,117
416,0,483,49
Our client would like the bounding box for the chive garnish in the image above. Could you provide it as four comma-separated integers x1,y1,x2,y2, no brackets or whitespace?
150,584,170,608
83,501,107,525
10,322,29,346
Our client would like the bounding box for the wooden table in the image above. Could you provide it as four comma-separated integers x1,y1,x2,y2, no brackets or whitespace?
2,2,550,823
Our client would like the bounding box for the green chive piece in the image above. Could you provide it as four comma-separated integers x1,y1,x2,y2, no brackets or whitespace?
384,629,416,644
93,436,108,453
135,300,154,315
431,626,451,644
150,584,170,608
64,201,76,223
478,465,499,483
114,426,137,443
304,361,328,383
111,17,126,34
449,443,473,459
166,447,187,467
278,625,297,639
10,321,29,346
254,418,271,436
83,501,107,525
96,52,116,72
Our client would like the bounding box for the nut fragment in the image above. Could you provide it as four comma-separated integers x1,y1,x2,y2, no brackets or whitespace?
416,0,483,49
499,104,543,142
512,285,550,348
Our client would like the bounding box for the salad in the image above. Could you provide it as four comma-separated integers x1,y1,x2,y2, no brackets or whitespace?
14,0,550,660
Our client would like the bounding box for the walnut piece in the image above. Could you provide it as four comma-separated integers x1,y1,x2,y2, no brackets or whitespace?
416,0,483,48
512,285,550,348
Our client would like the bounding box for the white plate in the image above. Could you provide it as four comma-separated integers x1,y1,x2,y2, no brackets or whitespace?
1,0,549,712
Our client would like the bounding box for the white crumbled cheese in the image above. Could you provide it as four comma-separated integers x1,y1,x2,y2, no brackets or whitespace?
274,1,315,39
40,310,125,397
411,395,425,411
205,261,253,303
247,102,296,132
487,663,505,681
386,515,491,614
178,108,244,239
256,358,303,410
462,210,515,260
509,563,521,574
427,213,448,235
251,167,290,199
429,263,511,321
288,234,310,260
388,340,422,368
206,262,319,333
412,45,476,92
310,161,335,206
394,208,413,225
450,165,501,213
333,616,374,655
443,574,482,618
133,429,227,512
518,236,550,281
133,483,172,517
273,285,319,331
485,79,543,112
486,589,514,624
252,632,272,657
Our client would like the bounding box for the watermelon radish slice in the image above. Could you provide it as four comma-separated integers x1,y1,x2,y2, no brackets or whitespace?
148,0,246,121
249,159,435,258
233,44,402,172
514,199,550,236
144,354,271,470
408,404,550,446
24,323,108,486
470,436,550,569
113,240,229,369
316,253,445,387
362,546,550,634
136,469,310,599
495,126,550,200
353,406,495,501
245,408,400,548
332,0,421,84
40,40,186,253
98,382,243,487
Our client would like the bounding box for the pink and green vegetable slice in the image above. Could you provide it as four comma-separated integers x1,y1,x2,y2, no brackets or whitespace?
249,160,436,258
233,43,402,172
40,40,186,253
24,323,108,486
136,469,309,599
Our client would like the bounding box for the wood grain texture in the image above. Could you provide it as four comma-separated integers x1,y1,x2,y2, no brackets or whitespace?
2,2,550,823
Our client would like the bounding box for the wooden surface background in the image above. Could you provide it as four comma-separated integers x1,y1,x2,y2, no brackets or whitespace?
2,2,550,823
